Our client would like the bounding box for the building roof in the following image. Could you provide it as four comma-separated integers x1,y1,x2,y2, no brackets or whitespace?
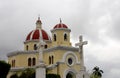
26,29,51,41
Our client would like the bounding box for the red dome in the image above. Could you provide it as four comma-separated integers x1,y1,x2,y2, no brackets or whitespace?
54,23,68,29
26,29,51,41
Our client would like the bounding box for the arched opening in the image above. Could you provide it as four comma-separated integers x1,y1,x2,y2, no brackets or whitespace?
13,60,15,67
28,58,32,66
34,44,37,50
26,45,28,51
64,33,67,41
45,45,48,49
51,56,54,64
33,58,36,66
12,60,13,67
54,34,56,41
12,60,15,67
66,72,76,78
49,56,51,64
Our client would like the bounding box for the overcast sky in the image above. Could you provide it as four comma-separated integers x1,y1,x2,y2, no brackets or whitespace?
0,0,120,78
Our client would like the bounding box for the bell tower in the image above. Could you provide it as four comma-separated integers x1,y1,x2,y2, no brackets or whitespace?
51,19,71,46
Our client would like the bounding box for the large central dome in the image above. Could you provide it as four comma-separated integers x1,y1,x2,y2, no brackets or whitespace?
26,29,51,41
25,17,51,41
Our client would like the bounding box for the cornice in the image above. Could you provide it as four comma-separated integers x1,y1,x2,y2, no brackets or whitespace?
24,39,52,44
51,28,71,33
43,46,78,52
7,46,78,57
7,50,38,57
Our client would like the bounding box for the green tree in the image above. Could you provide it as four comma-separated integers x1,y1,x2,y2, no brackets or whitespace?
90,66,103,78
19,68,35,78
0,60,11,78
10,68,35,78
10,73,19,78
46,74,60,78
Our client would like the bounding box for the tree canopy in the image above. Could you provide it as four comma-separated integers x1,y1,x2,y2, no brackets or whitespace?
10,68,35,78
0,60,11,78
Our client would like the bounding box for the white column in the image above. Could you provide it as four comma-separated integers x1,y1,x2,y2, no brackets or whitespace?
36,30,46,78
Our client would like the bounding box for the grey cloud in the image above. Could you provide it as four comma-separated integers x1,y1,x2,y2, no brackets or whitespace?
0,0,120,78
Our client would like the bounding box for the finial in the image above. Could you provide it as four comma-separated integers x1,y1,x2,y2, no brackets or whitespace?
60,18,62,23
38,14,40,20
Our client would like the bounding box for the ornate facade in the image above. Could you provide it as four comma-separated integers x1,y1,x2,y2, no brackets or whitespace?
7,17,89,78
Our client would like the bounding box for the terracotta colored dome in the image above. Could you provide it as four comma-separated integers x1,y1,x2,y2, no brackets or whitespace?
26,29,51,41
54,23,68,29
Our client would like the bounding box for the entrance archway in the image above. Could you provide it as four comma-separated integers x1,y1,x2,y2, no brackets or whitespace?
66,72,76,78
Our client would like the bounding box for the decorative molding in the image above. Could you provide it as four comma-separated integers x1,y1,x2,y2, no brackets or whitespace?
63,68,77,78
43,46,78,52
51,28,71,33
7,51,38,57
7,46,78,57
61,51,80,64
24,39,51,44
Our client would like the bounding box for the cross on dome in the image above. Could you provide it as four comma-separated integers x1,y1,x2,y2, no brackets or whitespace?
38,14,40,20
60,18,62,24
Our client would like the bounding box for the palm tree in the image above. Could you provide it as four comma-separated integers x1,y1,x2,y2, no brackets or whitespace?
90,66,103,78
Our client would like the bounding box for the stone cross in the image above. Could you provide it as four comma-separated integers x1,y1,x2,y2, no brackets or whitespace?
37,33,46,65
75,35,88,69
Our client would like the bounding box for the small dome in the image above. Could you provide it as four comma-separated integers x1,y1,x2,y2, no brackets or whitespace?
54,23,68,29
53,19,68,29
26,29,51,41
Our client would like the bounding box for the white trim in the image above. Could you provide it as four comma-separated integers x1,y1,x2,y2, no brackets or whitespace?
39,29,43,41
30,30,35,40
61,51,80,64
63,68,77,78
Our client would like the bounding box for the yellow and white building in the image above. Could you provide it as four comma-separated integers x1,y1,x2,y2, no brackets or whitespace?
7,17,89,78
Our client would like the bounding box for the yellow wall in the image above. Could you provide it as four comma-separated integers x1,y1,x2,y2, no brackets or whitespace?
51,29,71,47
24,41,52,51
8,25,81,78
8,53,39,67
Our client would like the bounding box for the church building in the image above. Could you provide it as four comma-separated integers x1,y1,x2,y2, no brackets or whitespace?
7,17,89,78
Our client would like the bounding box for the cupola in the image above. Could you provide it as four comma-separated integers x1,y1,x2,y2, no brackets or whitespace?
51,19,71,47
53,19,68,29
24,17,51,51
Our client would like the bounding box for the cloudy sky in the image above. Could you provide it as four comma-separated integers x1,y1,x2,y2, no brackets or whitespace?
0,0,120,78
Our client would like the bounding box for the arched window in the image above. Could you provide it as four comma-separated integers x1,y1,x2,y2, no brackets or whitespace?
45,45,47,49
13,60,15,67
64,33,67,41
26,45,28,51
28,58,31,66
12,60,13,67
51,56,54,64
33,58,36,66
54,34,56,41
34,44,37,50
49,56,51,64
12,60,15,67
